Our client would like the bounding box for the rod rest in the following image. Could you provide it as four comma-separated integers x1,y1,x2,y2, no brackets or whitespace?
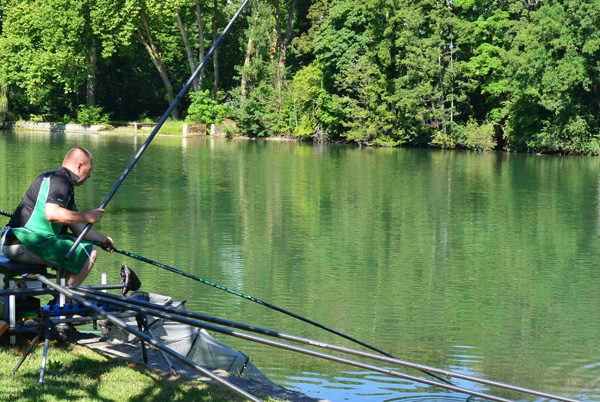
41,300,122,317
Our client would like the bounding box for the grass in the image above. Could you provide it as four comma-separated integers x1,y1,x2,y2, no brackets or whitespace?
138,121,187,136
0,341,279,402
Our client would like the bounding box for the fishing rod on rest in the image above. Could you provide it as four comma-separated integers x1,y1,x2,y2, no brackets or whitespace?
35,275,263,402
73,286,584,402
64,0,251,260
0,0,451,386
72,287,540,402
0,208,450,384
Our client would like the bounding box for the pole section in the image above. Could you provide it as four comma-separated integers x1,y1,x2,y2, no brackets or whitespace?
72,288,522,402
64,0,251,260
4,208,440,381
35,275,262,402
79,240,448,383
74,287,583,402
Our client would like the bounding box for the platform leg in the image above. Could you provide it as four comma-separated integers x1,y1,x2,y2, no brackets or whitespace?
141,314,176,376
12,330,41,375
59,278,66,321
101,272,107,293
38,330,50,386
9,279,15,345
136,314,148,364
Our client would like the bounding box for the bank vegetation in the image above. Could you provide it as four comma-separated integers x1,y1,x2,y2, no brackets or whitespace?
0,0,599,154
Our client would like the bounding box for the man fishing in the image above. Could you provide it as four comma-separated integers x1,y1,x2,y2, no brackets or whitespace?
1,147,114,285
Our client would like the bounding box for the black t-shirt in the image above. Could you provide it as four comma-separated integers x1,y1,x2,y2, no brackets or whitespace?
8,166,79,236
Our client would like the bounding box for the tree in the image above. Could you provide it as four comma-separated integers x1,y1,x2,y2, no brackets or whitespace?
313,0,405,145
0,0,128,117
0,75,7,124
125,0,185,119
291,62,337,140
234,0,277,135
505,0,600,154
175,0,206,92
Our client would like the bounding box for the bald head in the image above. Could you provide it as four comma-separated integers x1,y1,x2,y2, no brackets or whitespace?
63,147,93,186
64,147,93,165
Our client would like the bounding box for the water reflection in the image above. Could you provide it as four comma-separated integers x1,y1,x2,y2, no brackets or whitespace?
1,130,599,401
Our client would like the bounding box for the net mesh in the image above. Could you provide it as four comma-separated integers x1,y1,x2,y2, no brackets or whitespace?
104,291,276,386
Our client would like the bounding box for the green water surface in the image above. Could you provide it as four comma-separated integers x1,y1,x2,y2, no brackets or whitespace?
1,130,598,401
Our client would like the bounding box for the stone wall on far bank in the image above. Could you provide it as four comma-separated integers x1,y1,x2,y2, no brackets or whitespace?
2,122,106,132
183,123,238,138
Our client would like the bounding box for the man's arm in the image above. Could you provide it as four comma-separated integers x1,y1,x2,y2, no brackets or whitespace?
46,203,115,250
69,223,114,249
45,203,104,225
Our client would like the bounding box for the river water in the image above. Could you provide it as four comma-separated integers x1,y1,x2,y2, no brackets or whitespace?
1,130,598,401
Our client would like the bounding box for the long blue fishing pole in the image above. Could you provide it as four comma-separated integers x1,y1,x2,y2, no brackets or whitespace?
0,208,450,384
64,0,251,260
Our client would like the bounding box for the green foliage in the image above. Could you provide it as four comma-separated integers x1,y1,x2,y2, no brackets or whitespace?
0,0,599,153
454,120,497,151
77,104,111,126
430,131,456,149
29,113,44,123
233,1,281,137
503,0,600,154
0,75,7,125
137,111,156,123
223,125,236,138
186,89,228,127
291,63,326,139
0,0,129,117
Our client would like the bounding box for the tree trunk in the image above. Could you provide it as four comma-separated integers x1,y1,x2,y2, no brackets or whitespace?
273,0,296,122
450,45,454,124
211,0,219,100
438,45,446,138
135,11,179,119
277,0,296,67
195,1,205,90
86,38,98,106
176,9,200,92
241,0,259,101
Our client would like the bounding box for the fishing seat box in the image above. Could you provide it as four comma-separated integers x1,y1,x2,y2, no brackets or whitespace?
0,254,49,289
0,254,51,342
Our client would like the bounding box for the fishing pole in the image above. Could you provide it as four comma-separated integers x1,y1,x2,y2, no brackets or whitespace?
74,287,584,402
93,241,451,384
72,288,522,402
64,0,251,260
0,208,450,384
36,275,263,402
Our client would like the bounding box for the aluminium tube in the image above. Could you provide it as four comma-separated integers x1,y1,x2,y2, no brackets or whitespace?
0,284,123,297
72,288,521,402
74,287,582,402
35,275,262,402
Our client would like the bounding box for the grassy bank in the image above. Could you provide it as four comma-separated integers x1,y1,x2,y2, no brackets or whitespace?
142,120,186,136
0,341,276,402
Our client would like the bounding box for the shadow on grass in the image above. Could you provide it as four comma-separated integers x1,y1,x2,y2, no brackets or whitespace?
0,341,252,402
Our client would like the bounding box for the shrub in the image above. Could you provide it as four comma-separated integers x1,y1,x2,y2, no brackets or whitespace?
29,114,44,123
77,105,111,126
455,120,497,151
430,130,456,149
186,90,229,132
223,125,237,138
